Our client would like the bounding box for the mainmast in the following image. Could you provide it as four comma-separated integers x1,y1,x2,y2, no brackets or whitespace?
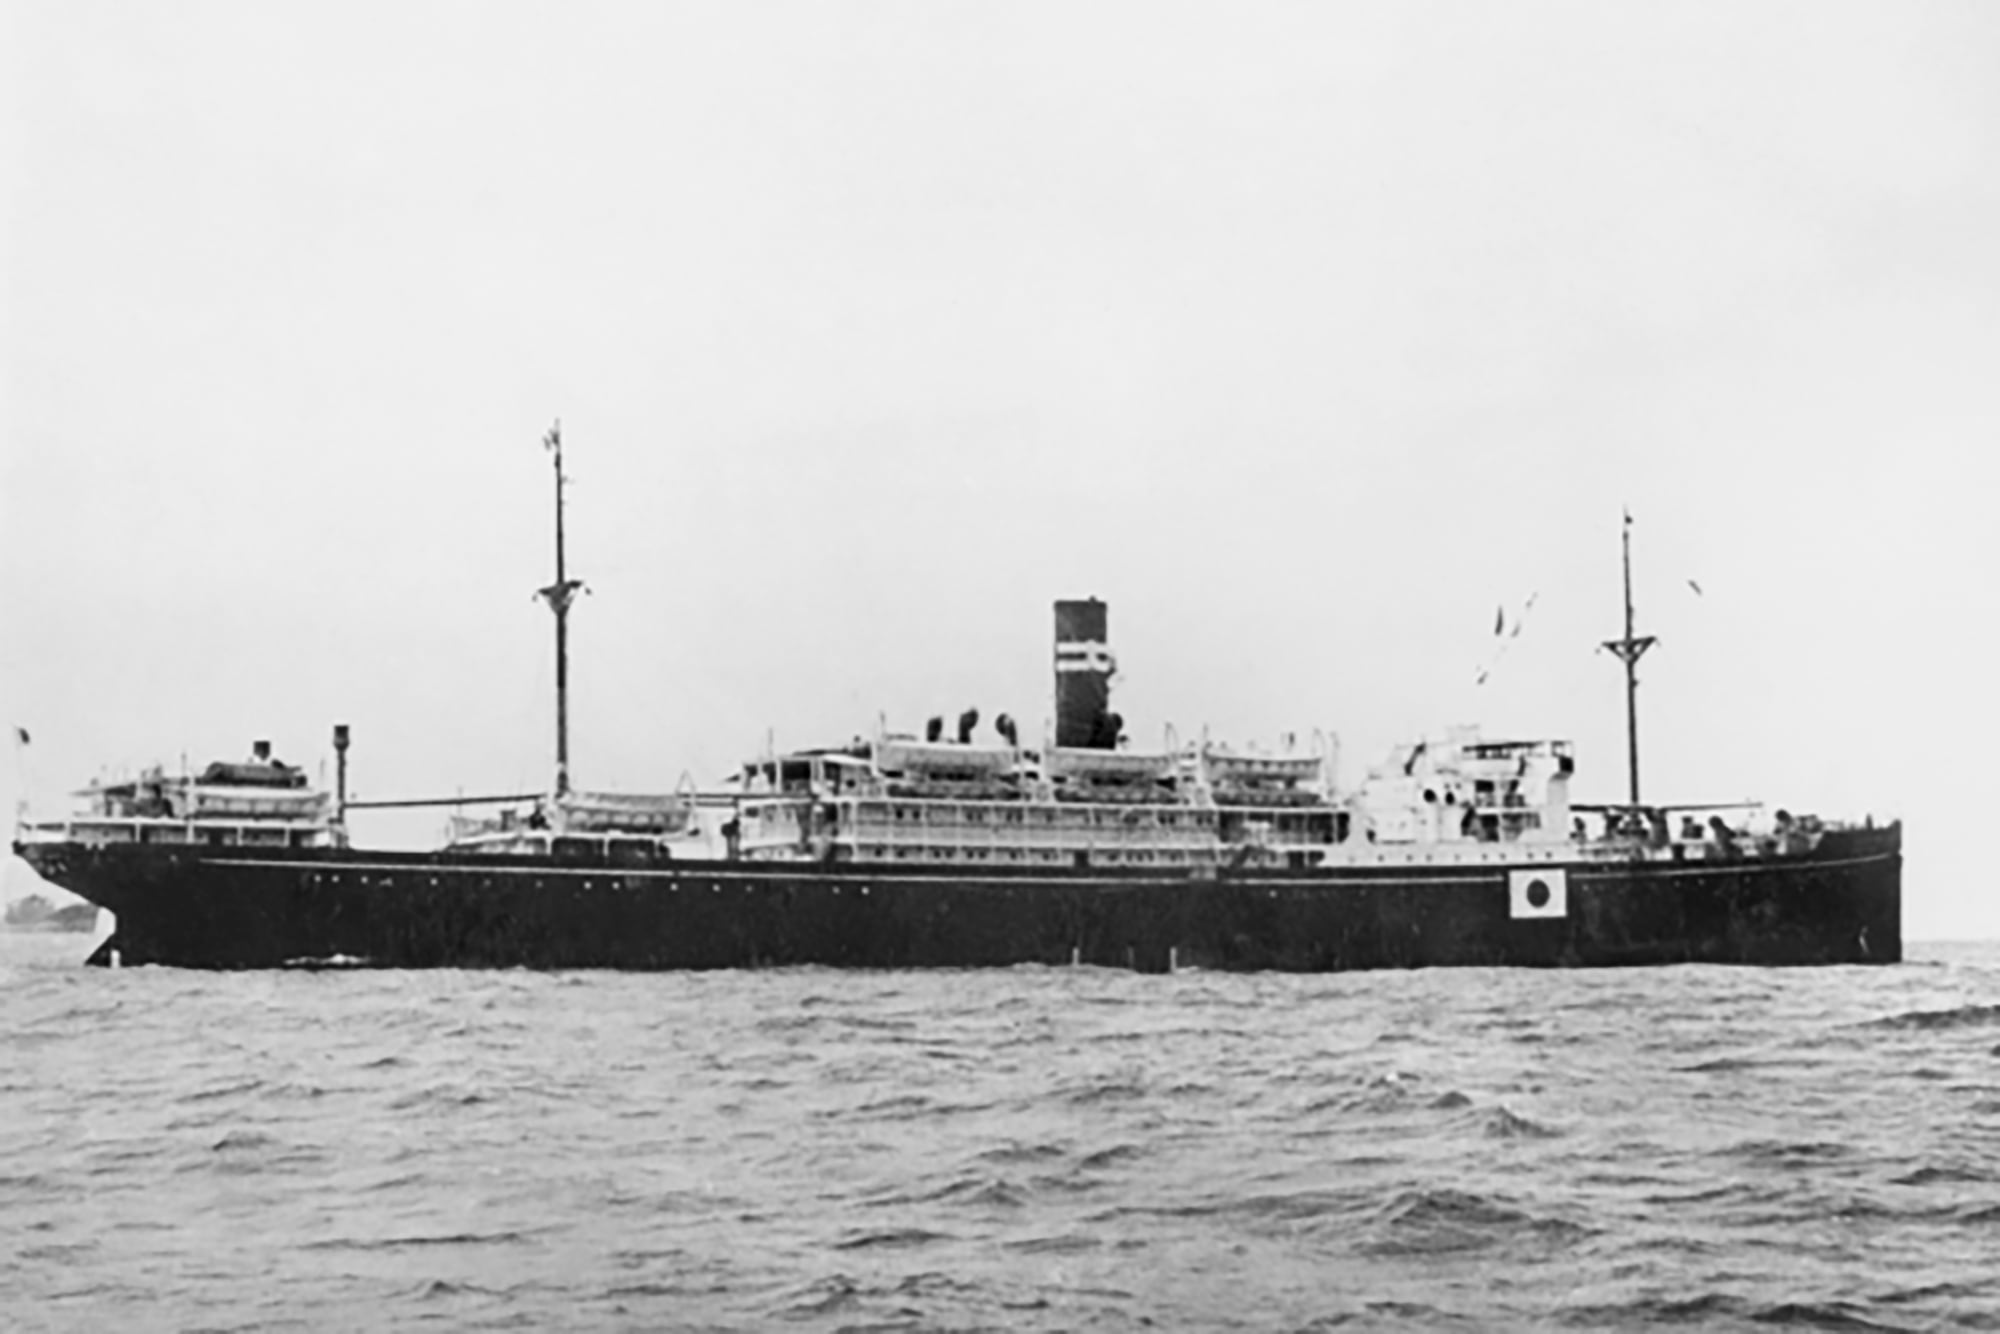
537,421,584,796
1601,509,1656,806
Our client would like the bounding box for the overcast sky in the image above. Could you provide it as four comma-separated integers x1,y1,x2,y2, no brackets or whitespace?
5,2,1997,937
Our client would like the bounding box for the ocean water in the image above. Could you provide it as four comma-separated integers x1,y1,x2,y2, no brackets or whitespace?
3,933,1997,1333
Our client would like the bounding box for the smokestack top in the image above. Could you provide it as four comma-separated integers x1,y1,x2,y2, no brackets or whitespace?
1054,598,1108,646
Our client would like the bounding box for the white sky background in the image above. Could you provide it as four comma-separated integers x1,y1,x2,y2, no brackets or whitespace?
4,2,1996,937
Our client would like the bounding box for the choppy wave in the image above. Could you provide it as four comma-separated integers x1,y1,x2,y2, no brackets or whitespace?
3,933,1998,1331
1865,1001,2000,1031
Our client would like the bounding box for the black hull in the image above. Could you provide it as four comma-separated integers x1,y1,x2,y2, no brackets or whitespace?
15,828,1901,972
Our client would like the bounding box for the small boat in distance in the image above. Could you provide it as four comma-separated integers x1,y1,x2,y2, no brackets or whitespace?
3,892,100,933
12,427,1901,970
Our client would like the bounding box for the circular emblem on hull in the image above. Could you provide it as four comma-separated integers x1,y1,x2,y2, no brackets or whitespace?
1508,868,1568,919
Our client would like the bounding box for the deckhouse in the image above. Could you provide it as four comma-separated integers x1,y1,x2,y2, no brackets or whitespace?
17,742,339,850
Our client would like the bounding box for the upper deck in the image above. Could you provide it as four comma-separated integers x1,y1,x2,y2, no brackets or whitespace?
705,720,1866,871
16,748,340,850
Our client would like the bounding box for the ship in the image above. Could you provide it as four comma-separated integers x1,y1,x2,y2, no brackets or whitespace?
12,426,1901,971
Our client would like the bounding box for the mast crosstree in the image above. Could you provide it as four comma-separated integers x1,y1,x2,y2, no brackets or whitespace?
1601,509,1656,807
537,421,585,796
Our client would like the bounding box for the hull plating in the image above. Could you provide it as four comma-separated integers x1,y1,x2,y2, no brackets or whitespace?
16,830,1901,972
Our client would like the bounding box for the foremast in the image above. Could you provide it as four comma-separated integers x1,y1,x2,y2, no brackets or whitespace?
1601,509,1656,806
537,421,584,797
